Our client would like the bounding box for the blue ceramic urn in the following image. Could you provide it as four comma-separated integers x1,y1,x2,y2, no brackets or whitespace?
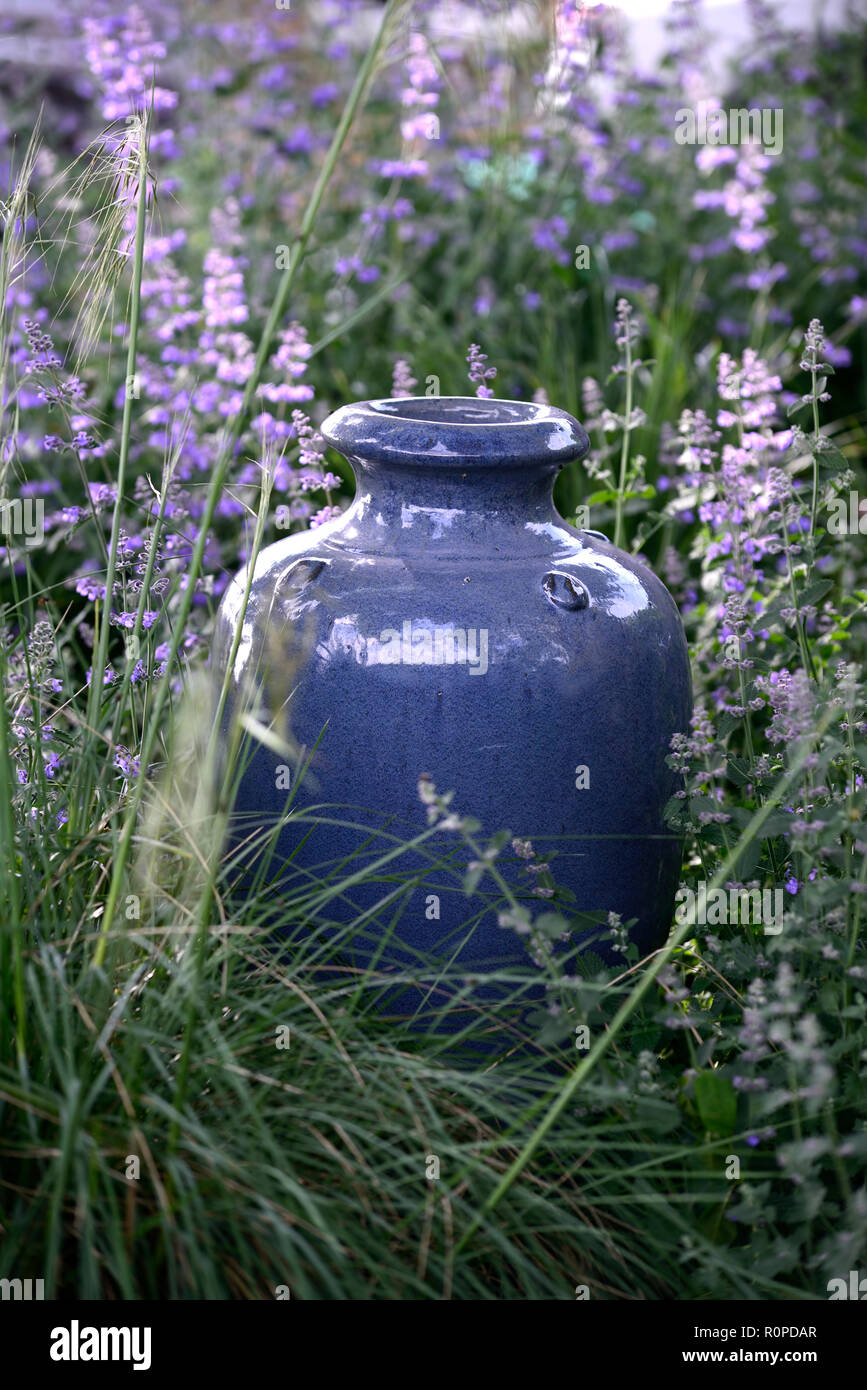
214,396,691,1012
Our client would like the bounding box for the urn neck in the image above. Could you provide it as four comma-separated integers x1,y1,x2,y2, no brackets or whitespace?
319,396,591,552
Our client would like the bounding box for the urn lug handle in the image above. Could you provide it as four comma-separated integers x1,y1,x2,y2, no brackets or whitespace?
542,570,589,610
282,557,327,591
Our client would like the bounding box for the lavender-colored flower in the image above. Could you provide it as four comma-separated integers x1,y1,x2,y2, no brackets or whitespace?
82,6,177,121
400,32,441,145
466,343,497,399
391,359,417,398
260,322,315,405
532,215,570,267
755,668,816,745
202,204,248,330
369,158,430,181
113,747,141,779
694,141,775,256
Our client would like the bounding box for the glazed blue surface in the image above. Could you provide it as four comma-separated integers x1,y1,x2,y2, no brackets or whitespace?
214,397,692,1014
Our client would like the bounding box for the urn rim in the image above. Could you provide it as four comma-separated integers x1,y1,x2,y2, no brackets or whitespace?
320,395,591,470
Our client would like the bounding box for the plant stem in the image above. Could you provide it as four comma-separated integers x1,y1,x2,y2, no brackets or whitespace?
809,365,820,540
614,334,633,550
86,114,150,734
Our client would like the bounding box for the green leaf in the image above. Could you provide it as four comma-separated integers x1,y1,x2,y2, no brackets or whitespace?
798,579,834,607
727,756,752,786
816,444,849,477
535,912,570,939
693,1071,738,1136
717,710,743,738
463,863,485,895
633,1097,682,1135
737,834,763,880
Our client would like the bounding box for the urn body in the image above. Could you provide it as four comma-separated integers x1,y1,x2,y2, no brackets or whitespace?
214,397,692,1007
